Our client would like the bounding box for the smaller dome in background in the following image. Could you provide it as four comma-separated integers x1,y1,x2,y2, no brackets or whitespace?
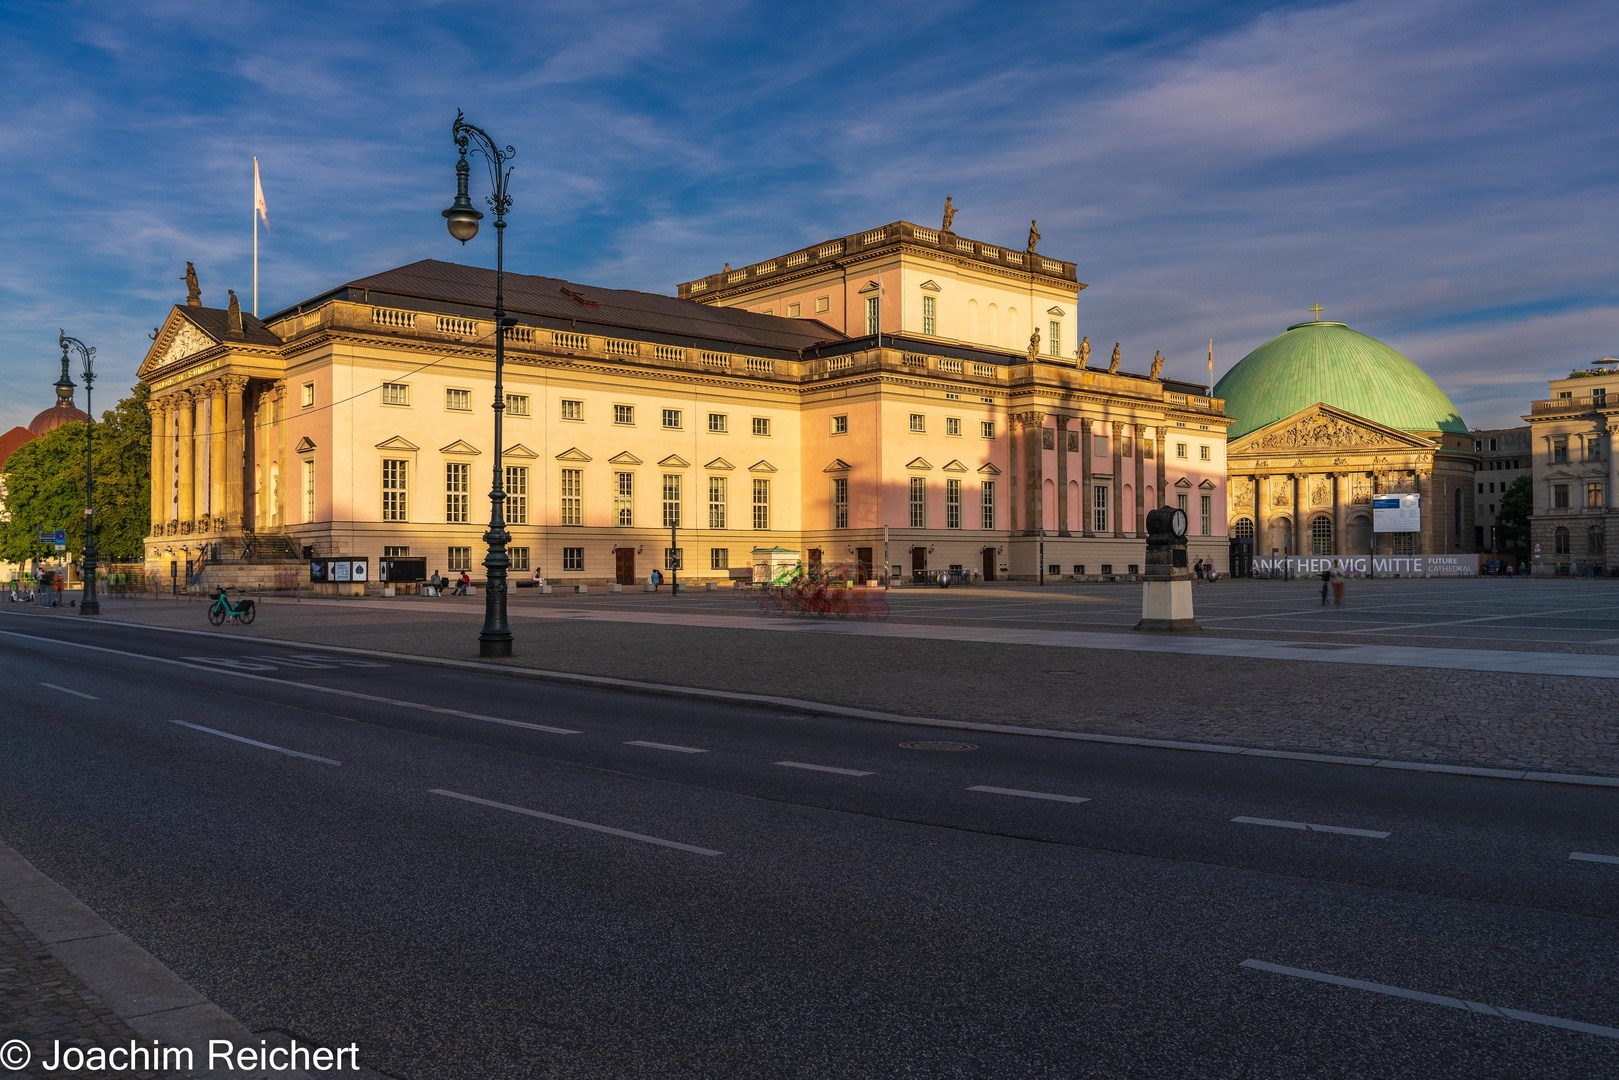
28,401,91,436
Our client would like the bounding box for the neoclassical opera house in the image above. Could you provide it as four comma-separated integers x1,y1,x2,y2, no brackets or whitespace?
1216,319,1477,561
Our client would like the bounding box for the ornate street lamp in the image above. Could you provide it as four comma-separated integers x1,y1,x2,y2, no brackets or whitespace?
443,110,516,657
59,331,99,616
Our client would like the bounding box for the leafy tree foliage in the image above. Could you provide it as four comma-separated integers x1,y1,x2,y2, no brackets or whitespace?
1495,474,1533,553
1,383,150,564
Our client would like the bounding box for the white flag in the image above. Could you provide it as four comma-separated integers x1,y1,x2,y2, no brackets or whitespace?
254,157,271,232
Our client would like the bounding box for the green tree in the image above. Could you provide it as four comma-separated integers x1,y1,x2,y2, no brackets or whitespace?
1496,474,1533,553
1,383,150,565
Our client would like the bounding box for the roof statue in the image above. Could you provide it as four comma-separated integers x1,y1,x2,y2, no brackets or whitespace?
1108,342,1121,374
941,197,957,233
183,261,201,307
226,289,243,336
723,262,730,273
1077,335,1090,367
1026,219,1040,252
1027,327,1040,362
1150,350,1164,380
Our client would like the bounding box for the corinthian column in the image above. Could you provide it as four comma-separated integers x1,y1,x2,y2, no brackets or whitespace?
1253,474,1268,555
223,375,248,529
1079,418,1093,536
148,396,168,532
271,380,287,526
175,390,195,528
1133,424,1145,535
1055,415,1070,536
1110,421,1124,538
1332,472,1345,556
1290,472,1303,556
1015,411,1046,533
207,380,226,528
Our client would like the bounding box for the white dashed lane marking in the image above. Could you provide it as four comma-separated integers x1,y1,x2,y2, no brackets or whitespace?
775,761,874,777
626,741,708,754
1233,816,1390,838
170,719,341,765
40,682,97,699
968,785,1091,804
1570,852,1619,865
431,789,722,856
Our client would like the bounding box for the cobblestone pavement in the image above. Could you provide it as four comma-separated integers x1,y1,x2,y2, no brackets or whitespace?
23,588,1618,779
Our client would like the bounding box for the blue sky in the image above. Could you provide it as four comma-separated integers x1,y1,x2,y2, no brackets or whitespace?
2,0,1616,433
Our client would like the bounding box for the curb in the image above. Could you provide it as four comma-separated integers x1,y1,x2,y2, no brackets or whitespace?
6,608,1617,790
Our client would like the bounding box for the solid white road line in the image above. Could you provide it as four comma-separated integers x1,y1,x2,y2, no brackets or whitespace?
1240,959,1619,1040
1232,816,1391,838
169,719,341,765
430,789,721,856
968,785,1091,804
1570,852,1619,865
625,740,708,754
775,761,874,776
0,629,580,736
40,682,97,700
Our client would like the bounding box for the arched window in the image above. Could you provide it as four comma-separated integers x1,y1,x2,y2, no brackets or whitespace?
1232,517,1255,540
1555,526,1571,554
1587,525,1603,555
1311,515,1333,555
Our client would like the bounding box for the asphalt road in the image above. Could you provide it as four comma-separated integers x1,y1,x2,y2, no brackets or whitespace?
1,610,1617,1079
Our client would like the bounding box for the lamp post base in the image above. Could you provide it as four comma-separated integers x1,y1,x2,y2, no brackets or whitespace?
478,635,513,658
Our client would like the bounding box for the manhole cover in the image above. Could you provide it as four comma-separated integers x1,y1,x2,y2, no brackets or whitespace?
900,740,978,751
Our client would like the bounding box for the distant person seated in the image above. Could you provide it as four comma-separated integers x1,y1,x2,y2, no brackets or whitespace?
532,569,546,587
455,571,471,595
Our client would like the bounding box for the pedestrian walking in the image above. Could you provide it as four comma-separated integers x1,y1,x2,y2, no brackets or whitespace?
649,568,663,592
1194,557,1206,584
1319,564,1331,605
1331,560,1346,605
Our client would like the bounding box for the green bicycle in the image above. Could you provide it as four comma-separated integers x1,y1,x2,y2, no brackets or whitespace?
207,587,256,626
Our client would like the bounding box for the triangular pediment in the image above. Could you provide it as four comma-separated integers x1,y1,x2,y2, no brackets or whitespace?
1175,476,1193,488
1047,306,1066,316
375,435,419,451
556,447,592,462
823,458,851,472
906,457,932,470
1199,478,1216,489
977,462,1001,475
503,443,537,459
857,280,881,294
609,451,642,465
440,440,480,455
942,459,968,472
1232,403,1435,456
658,454,690,468
748,459,777,473
919,280,942,292
705,457,734,471
294,436,316,453
139,308,222,378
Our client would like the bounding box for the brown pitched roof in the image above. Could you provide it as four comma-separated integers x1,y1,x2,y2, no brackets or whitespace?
337,260,846,352
179,305,283,347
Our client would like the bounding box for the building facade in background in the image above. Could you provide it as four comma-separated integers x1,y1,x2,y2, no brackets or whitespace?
1470,427,1530,554
1524,359,1619,575
137,222,1230,584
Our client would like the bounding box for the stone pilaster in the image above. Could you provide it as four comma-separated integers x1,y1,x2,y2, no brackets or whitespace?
271,380,287,527
1055,415,1070,536
1079,418,1093,536
1332,472,1345,556
1133,424,1145,535
174,391,195,530
1014,411,1046,534
1291,472,1303,556
1110,421,1123,538
147,396,168,533
206,380,226,528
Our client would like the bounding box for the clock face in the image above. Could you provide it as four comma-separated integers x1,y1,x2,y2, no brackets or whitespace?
1171,508,1188,537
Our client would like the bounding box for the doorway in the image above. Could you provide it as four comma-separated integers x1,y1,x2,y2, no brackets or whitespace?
615,547,636,586
855,547,873,582
911,546,927,583
981,548,997,581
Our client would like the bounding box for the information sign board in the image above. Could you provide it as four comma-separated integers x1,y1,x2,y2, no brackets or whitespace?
1372,493,1421,533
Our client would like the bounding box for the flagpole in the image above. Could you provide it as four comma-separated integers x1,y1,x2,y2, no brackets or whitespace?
253,199,258,318
1207,338,1213,395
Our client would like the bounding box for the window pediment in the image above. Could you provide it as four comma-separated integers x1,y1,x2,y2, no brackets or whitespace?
749,459,778,473
658,454,690,468
503,443,537,458
375,435,418,451
555,447,592,462
440,440,481,455
906,457,932,470
823,458,851,472
705,457,735,471
942,459,968,472
609,451,643,465
977,463,1001,475
294,436,317,453
919,280,942,292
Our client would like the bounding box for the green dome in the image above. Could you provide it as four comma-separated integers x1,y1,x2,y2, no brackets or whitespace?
1215,321,1468,440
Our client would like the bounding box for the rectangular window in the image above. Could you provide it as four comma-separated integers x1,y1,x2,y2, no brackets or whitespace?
833,476,849,528
708,413,728,433
561,399,583,421
560,468,582,525
381,382,409,406
614,404,634,425
563,547,584,572
1176,442,1188,459
505,465,528,525
1048,320,1060,356
1093,486,1108,532
1199,444,1211,461
1588,483,1604,508
508,546,530,571
664,547,683,570
1553,484,1569,509
923,295,937,336
1177,493,1188,514
815,295,830,314
752,479,770,529
1200,494,1212,536
381,459,408,521
1590,437,1604,461
787,302,801,318
447,546,472,571
981,420,995,440
383,546,410,558
446,389,471,411
946,417,961,437
909,413,925,433
946,479,962,529
445,462,470,522
980,481,995,529
662,408,682,429
662,474,682,529
505,393,529,416
1552,437,1568,463
910,477,926,528
301,382,315,408
708,476,726,529
831,414,848,435
614,472,634,527
752,417,771,437
303,459,315,522
710,548,729,570
866,296,879,335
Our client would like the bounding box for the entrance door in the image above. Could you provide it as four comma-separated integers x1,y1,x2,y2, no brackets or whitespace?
856,547,873,582
615,547,635,586
982,548,997,582
808,548,823,570
911,546,927,583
